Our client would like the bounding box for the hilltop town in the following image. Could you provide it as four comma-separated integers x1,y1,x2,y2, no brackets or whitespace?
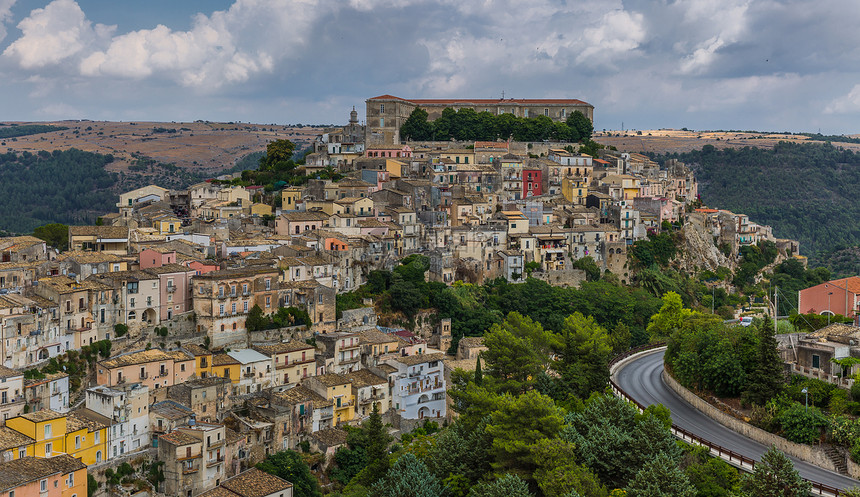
0,96,810,496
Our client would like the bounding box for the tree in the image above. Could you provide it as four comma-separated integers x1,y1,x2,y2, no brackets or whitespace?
474,355,483,386
400,107,433,141
530,439,607,497
624,452,696,497
486,390,564,478
371,453,442,497
553,312,613,399
361,403,392,484
647,292,692,339
740,446,811,497
468,474,534,497
566,111,593,141
33,223,68,251
262,139,297,171
571,256,601,282
743,317,785,406
256,450,322,497
482,313,554,394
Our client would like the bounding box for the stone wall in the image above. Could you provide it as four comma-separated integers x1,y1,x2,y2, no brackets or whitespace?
247,325,312,345
531,268,585,288
662,369,841,473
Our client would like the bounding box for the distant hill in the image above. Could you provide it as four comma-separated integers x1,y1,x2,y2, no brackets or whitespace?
0,120,322,188
650,142,860,266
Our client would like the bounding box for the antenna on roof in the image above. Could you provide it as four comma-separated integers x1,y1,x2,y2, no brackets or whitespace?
501,90,505,99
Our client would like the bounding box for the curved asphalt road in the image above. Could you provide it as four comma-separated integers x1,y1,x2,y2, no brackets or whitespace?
614,348,860,491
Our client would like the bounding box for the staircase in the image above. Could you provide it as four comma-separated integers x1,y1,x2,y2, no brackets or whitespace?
824,445,849,475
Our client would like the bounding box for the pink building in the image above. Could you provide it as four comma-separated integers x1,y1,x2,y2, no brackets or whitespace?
365,145,412,158
145,264,196,320
0,455,87,497
799,277,860,319
96,349,195,390
139,249,178,269
187,260,219,275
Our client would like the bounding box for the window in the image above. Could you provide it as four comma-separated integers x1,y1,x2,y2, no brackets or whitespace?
379,118,385,127
68,473,73,487
45,442,52,456
544,108,549,116
243,301,248,313
75,435,81,449
318,294,323,304
40,480,47,492
812,354,821,369
379,103,385,113
231,303,236,314
44,424,51,438
266,296,271,307
265,279,271,290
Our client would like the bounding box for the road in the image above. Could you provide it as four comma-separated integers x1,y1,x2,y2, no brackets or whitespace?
614,348,859,490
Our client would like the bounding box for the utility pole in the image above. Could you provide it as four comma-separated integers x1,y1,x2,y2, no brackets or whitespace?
774,286,778,334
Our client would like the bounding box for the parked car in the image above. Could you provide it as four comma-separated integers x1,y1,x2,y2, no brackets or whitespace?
740,316,754,327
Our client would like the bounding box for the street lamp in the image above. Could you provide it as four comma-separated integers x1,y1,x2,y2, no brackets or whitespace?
801,387,808,412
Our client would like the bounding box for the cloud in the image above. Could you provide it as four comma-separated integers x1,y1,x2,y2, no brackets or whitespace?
0,0,858,133
576,10,647,66
825,84,860,114
0,0,15,43
3,0,113,69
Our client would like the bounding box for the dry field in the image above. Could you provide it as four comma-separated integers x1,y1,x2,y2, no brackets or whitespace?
594,128,860,154
0,120,322,174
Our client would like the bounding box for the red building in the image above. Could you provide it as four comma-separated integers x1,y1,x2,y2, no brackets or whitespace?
523,169,542,197
798,277,860,319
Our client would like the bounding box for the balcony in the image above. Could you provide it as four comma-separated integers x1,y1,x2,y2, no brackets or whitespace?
167,285,177,293
339,356,360,365
207,439,225,449
244,372,256,378
182,465,199,474
319,411,333,420
139,373,149,380
206,455,224,467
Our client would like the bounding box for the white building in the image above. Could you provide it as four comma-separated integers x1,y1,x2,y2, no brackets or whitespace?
86,383,150,457
227,349,275,395
384,353,446,420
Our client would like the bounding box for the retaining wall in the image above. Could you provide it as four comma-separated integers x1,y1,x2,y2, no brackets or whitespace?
661,368,840,473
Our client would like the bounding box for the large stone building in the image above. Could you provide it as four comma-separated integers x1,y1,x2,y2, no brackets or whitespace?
365,95,594,145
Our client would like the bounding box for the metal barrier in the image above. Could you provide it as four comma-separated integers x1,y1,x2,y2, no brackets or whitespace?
609,344,844,497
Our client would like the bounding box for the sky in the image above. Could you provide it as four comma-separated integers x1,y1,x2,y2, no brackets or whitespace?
0,0,859,134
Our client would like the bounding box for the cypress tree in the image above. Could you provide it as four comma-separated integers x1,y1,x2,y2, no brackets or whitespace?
743,317,784,406
474,355,483,386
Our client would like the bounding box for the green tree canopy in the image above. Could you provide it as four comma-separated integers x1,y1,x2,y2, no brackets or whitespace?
624,452,696,497
256,450,322,497
486,390,565,478
740,446,811,497
370,453,442,497
33,223,69,251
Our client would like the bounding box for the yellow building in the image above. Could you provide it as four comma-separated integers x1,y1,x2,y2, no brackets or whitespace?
212,353,241,384
439,149,476,166
154,215,182,235
0,425,34,460
5,409,109,465
562,176,589,204
184,344,214,378
281,187,303,211
304,373,354,426
249,203,273,217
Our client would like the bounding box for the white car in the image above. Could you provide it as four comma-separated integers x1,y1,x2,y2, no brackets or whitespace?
740,316,754,327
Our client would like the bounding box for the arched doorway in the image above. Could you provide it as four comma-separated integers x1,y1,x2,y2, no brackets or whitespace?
142,308,157,324
418,406,430,419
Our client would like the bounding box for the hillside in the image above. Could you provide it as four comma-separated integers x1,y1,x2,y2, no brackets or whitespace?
597,128,860,154
650,142,860,266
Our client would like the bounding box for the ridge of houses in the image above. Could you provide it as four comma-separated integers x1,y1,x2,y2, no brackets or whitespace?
0,104,797,497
